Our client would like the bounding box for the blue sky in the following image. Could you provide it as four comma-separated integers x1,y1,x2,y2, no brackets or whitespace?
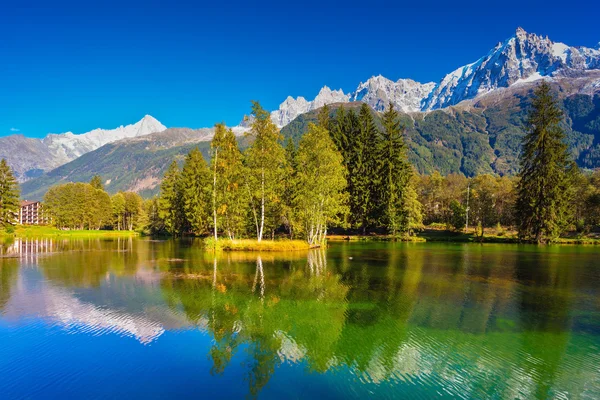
1,0,599,138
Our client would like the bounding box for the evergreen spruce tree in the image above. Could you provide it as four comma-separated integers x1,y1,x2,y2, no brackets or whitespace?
89,175,104,190
0,159,20,227
377,103,419,236
350,104,379,233
158,161,185,235
516,82,575,243
317,104,331,132
244,101,287,242
181,148,211,235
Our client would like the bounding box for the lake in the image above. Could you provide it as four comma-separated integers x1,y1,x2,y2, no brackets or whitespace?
0,238,599,399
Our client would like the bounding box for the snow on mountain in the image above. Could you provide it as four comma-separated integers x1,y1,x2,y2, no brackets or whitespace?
422,27,600,110
270,86,349,127
270,27,600,125
43,115,166,164
350,75,436,112
1,115,167,182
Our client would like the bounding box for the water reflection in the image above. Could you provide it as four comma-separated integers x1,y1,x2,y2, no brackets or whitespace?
0,240,599,398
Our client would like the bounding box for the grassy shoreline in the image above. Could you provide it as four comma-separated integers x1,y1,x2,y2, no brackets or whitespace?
2,225,599,246
0,225,140,239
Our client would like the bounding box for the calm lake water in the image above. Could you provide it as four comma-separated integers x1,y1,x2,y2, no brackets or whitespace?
0,238,599,399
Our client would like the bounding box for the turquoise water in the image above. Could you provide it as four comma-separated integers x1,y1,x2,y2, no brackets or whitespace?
0,238,599,399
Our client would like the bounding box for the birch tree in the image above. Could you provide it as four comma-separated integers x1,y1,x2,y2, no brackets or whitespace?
244,101,286,242
294,123,348,246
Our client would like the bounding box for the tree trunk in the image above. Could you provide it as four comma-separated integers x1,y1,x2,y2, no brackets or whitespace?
259,167,265,242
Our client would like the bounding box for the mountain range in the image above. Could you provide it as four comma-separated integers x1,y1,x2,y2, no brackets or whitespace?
7,27,600,200
0,115,166,181
270,27,600,126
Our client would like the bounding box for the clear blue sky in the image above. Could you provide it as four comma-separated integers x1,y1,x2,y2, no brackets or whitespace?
1,0,599,138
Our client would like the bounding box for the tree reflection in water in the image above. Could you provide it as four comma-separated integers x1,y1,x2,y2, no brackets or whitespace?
1,240,598,398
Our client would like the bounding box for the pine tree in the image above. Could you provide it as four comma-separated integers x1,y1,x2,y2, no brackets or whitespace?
377,103,416,236
244,101,287,242
294,123,348,245
181,148,211,235
158,161,185,235
516,82,575,243
350,104,379,233
317,104,331,132
89,175,104,190
0,159,20,227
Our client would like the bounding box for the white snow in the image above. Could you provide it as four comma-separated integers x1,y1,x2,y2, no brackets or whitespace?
552,42,570,62
42,115,166,164
512,72,545,86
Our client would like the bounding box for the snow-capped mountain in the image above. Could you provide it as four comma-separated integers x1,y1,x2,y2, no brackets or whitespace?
0,115,166,181
351,76,436,112
270,86,349,127
43,115,166,165
422,27,600,110
270,28,600,125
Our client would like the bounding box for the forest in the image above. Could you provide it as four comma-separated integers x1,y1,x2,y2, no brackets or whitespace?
0,83,599,244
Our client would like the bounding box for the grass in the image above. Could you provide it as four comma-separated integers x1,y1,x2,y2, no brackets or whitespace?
210,238,313,252
0,225,140,239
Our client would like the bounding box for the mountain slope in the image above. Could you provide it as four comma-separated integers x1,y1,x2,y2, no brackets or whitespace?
20,128,252,200
281,80,600,177
0,115,166,182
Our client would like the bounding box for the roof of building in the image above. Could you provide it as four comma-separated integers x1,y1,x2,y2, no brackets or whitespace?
20,200,40,207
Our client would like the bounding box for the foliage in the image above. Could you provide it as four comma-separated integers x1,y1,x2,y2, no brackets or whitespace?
0,159,20,227
516,83,576,243
377,103,421,235
244,101,287,242
181,148,211,235
293,123,348,245
43,180,142,230
158,161,185,235
211,124,248,240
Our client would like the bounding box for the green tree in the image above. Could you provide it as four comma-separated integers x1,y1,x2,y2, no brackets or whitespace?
210,124,248,240
377,103,419,236
516,82,576,243
0,159,20,227
294,123,348,245
123,192,143,230
471,174,498,238
89,175,104,190
159,161,185,235
350,104,379,233
282,138,298,239
244,101,287,242
181,148,211,235
111,192,126,230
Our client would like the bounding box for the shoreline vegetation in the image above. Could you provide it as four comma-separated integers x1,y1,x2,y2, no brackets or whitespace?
3,225,598,247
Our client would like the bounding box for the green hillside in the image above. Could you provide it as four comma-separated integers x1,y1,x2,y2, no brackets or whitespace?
281,93,600,177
